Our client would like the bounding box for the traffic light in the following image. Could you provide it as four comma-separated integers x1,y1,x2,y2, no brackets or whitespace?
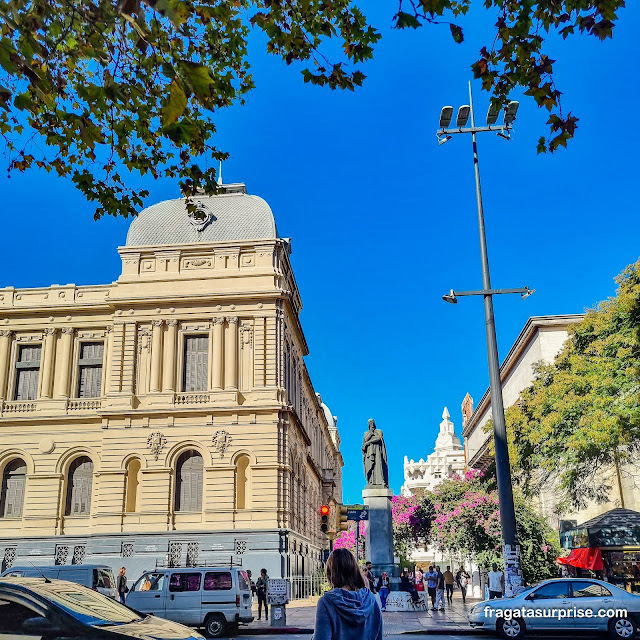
320,505,330,533
337,505,349,531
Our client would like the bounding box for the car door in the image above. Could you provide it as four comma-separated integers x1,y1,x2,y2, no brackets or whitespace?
202,570,235,623
571,580,616,630
126,571,167,618
165,571,202,626
521,580,573,630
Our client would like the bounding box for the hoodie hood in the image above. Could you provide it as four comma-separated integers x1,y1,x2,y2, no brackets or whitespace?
322,588,377,625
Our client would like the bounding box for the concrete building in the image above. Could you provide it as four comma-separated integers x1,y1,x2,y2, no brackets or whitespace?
401,407,465,496
0,183,343,579
463,314,640,530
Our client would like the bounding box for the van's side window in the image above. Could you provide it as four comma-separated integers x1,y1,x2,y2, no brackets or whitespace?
169,572,201,592
204,571,232,590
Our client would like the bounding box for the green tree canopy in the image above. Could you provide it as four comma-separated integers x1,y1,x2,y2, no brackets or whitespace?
506,258,640,512
0,0,626,218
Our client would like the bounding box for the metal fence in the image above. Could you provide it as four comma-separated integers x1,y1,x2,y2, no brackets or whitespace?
285,574,329,600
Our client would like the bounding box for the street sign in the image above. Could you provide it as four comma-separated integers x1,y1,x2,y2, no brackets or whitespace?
346,505,369,521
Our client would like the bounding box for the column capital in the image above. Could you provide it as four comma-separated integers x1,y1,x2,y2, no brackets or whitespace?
61,327,74,335
152,319,164,328
212,316,225,326
43,327,56,336
227,316,239,325
0,330,13,338
105,325,113,334
167,319,178,327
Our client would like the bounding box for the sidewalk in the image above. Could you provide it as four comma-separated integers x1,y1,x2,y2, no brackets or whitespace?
243,594,483,635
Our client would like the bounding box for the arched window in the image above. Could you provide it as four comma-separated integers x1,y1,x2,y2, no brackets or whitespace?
175,451,203,512
1,459,27,518
125,459,141,513
65,456,93,516
235,455,250,510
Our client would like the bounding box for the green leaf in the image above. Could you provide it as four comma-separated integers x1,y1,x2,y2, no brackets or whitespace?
162,80,187,127
154,0,190,27
450,24,464,43
179,61,215,100
394,12,421,29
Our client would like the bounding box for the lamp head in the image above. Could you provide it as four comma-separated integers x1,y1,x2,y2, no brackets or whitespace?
439,106,453,129
438,134,453,146
442,289,458,304
521,286,536,300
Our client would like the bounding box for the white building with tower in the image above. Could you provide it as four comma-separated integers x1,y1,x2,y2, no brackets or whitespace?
402,407,466,496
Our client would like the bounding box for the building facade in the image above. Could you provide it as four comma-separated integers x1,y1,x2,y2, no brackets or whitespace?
401,407,465,496
0,183,343,580
463,314,640,530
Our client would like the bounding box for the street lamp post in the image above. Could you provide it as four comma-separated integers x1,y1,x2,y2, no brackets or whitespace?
438,81,530,594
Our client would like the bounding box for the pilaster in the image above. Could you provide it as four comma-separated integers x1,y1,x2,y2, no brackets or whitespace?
0,330,13,400
53,327,73,399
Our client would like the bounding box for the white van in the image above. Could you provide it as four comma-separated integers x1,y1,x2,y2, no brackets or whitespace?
126,567,253,637
1,564,117,599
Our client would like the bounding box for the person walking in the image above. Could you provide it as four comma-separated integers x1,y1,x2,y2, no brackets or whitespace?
424,565,438,609
443,566,455,605
256,568,269,620
313,548,383,640
455,566,470,604
377,572,390,611
434,566,445,611
488,563,504,599
117,567,128,604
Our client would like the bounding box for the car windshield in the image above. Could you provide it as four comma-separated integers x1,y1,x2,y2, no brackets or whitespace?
36,583,142,626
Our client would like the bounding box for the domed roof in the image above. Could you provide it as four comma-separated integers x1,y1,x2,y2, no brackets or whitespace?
126,184,279,247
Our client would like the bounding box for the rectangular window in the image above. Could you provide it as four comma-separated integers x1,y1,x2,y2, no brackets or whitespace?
204,571,232,591
183,335,208,392
169,572,202,592
15,345,41,400
77,342,104,398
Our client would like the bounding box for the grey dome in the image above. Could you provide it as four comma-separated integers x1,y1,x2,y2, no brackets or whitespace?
126,184,278,247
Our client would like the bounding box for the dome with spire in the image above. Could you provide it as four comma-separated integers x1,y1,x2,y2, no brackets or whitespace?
126,183,279,247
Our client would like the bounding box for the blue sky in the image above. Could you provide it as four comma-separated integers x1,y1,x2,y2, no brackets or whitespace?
0,3,638,501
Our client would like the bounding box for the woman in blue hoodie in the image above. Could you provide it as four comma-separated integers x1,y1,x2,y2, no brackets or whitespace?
313,548,383,640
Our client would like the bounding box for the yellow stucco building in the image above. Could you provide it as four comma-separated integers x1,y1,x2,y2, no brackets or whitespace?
0,183,343,578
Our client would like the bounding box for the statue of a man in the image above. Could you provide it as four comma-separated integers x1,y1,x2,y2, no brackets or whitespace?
362,418,389,487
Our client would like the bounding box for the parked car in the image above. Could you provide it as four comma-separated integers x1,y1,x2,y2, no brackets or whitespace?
469,578,640,639
126,567,253,637
2,564,117,600
0,576,205,639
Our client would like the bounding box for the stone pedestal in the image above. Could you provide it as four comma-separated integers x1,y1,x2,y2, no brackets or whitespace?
363,486,400,589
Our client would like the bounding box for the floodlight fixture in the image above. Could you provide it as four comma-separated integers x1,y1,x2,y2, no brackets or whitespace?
456,105,470,128
442,289,457,304
521,286,536,300
496,129,511,141
487,102,500,126
439,106,453,129
438,134,453,146
504,101,519,125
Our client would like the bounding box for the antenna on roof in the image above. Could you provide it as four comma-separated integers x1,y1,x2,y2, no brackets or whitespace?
28,561,52,583
217,161,223,187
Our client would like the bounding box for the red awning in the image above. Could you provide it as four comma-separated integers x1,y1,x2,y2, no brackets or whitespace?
557,547,603,571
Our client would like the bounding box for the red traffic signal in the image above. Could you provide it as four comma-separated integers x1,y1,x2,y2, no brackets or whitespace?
320,505,330,533
320,505,330,516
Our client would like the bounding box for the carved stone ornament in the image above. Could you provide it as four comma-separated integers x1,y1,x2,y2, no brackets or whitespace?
0,330,12,338
187,202,214,232
147,431,167,461
212,430,232,459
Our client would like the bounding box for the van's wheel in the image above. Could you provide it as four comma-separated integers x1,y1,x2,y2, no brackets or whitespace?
498,617,526,639
609,616,636,639
205,613,227,638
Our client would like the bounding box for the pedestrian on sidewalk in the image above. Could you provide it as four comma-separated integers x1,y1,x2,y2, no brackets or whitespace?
455,566,470,604
256,568,269,620
424,565,437,609
365,561,377,594
247,569,257,601
443,566,455,605
313,548,382,640
434,566,445,611
400,570,420,603
488,563,504,599
117,567,129,604
377,572,390,611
